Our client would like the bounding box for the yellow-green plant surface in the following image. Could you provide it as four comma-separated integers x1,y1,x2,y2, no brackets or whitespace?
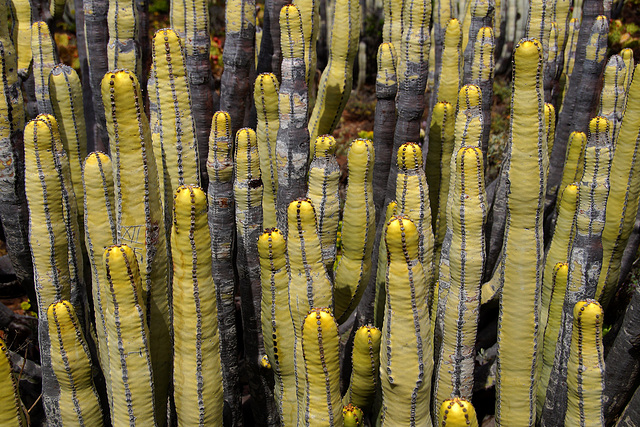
0,337,27,426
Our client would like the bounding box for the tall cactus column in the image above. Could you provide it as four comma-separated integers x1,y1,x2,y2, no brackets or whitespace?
495,38,546,426
101,70,171,424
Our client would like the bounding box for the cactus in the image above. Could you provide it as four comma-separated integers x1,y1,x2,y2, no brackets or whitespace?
438,398,479,427
558,132,587,201
469,27,495,160
101,69,170,423
254,73,281,229
343,403,364,426
433,146,486,420
107,0,140,77
47,301,103,426
258,228,297,424
103,244,156,425
308,0,360,142
256,0,289,79
343,325,381,412
207,111,242,423
293,0,320,91
381,215,433,425
0,337,27,426
436,19,462,106
564,300,605,427
306,135,341,274
171,185,224,424
302,307,343,426
31,21,57,115
12,0,32,73
275,4,310,233
495,38,545,426
334,138,376,323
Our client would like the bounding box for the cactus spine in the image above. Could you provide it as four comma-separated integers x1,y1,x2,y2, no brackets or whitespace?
381,215,433,426
0,337,27,426
564,300,605,426
302,308,343,426
495,39,546,426
254,73,281,229
103,244,156,426
334,138,376,323
171,185,223,424
101,69,170,423
47,301,103,426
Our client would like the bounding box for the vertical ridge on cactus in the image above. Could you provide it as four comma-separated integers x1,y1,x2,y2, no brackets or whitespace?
308,0,360,143
495,38,546,426
103,244,156,426
381,215,433,425
47,301,103,426
101,69,170,423
31,22,57,115
258,228,297,425
254,73,281,230
564,300,605,426
82,152,117,411
206,111,242,424
306,135,340,275
0,337,27,426
334,138,376,323
171,185,224,424
302,307,343,426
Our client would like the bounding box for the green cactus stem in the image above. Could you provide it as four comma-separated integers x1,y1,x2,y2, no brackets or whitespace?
171,185,224,424
82,152,117,410
381,215,433,425
103,244,156,426
31,21,57,115
558,132,587,202
82,0,110,152
12,0,32,73
206,111,242,424
373,201,398,329
0,38,32,297
0,337,27,426
275,4,310,233
429,0,453,100
47,301,103,426
258,228,297,425
49,65,88,226
306,135,340,274
537,262,570,419
436,19,462,106
342,325,381,412
293,0,320,91
101,69,170,423
302,307,343,426
334,138,376,323
170,0,214,186
564,300,605,426
381,0,403,48
220,0,256,141
461,0,494,86
308,0,360,143
597,66,640,309
495,38,546,426
107,0,140,77
433,146,486,420
426,102,455,260
438,398,479,426
254,73,281,229
544,103,556,159
541,117,613,426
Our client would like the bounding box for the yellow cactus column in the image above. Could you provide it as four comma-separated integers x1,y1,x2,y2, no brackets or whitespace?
0,337,27,426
